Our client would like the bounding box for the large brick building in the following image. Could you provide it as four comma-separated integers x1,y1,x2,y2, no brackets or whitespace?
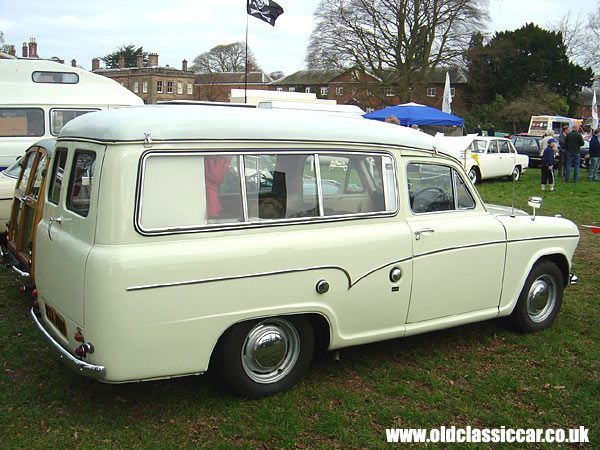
92,53,196,104
269,67,467,113
195,64,273,102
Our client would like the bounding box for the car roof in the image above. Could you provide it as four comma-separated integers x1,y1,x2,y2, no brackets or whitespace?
58,104,442,154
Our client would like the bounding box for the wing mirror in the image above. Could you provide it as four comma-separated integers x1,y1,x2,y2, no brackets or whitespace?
528,196,542,220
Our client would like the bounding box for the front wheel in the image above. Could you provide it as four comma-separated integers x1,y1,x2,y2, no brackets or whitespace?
213,316,314,398
509,260,564,332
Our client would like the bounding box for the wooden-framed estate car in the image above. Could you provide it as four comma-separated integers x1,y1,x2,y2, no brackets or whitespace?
2,139,55,281
31,105,579,398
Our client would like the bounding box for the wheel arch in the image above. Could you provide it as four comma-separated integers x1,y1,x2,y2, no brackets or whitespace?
208,311,332,369
499,252,571,317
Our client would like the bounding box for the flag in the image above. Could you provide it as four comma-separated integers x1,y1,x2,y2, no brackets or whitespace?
442,72,452,114
592,90,598,130
247,0,284,26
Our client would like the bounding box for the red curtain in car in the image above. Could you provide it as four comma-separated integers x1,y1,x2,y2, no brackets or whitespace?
205,156,232,217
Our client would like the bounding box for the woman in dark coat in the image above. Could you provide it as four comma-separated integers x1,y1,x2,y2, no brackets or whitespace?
541,138,557,191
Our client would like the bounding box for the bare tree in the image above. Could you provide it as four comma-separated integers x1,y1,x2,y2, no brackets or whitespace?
191,42,260,73
306,0,488,101
548,9,599,71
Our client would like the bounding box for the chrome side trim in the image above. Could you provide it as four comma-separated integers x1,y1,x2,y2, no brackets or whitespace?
30,308,105,380
127,257,413,293
414,240,506,258
507,234,580,243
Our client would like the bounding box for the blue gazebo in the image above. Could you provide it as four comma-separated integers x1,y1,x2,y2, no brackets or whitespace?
363,102,464,127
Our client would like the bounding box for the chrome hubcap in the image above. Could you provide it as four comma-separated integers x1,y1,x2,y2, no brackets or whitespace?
241,318,300,384
469,170,477,183
527,275,557,322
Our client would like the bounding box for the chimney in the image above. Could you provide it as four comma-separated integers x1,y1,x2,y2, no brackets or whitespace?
8,46,16,57
71,59,77,67
22,42,28,58
182,59,188,72
28,38,38,58
92,58,100,71
148,53,159,66
136,54,143,68
118,56,125,69
246,62,253,73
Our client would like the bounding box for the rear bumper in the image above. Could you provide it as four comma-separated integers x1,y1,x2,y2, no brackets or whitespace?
30,307,105,380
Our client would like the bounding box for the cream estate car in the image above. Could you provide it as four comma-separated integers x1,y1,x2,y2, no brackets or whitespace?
31,105,579,398
465,137,529,184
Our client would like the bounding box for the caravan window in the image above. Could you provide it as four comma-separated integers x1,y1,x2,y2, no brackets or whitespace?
50,109,99,135
0,108,44,137
32,71,79,84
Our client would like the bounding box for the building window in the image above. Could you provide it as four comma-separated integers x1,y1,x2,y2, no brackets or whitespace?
277,87,283,92
321,86,329,96
336,86,343,96
305,87,311,93
143,81,148,93
427,87,436,97
157,81,163,93
366,107,375,113
177,82,183,94
289,86,295,92
385,88,394,97
167,81,173,94
133,81,139,93
187,83,193,95
451,87,456,97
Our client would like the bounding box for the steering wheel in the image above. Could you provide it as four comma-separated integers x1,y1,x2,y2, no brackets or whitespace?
412,187,451,212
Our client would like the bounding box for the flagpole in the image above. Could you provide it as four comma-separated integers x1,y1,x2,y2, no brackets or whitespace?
244,0,249,103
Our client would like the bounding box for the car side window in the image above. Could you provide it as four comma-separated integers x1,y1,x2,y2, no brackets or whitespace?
66,150,96,217
408,163,475,213
488,141,499,153
48,149,68,205
498,141,510,154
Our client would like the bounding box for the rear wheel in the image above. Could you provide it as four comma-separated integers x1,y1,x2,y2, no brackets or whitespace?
509,260,564,332
213,316,314,398
511,166,521,181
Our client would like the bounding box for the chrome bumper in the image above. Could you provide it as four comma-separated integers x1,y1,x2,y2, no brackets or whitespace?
570,273,578,286
30,308,106,380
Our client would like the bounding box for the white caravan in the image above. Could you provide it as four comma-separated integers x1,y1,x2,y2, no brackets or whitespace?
0,59,142,169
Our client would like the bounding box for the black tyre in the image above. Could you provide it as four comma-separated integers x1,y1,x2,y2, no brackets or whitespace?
468,167,480,185
511,166,521,181
509,260,564,332
213,316,314,398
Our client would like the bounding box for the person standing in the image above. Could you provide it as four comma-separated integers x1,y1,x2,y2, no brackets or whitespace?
474,124,483,136
557,126,570,177
564,126,585,182
487,124,495,137
541,130,556,156
588,128,600,181
541,138,557,191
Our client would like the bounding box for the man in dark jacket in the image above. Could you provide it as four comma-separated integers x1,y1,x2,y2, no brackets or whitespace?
487,124,495,137
564,126,585,182
588,128,600,181
557,126,570,177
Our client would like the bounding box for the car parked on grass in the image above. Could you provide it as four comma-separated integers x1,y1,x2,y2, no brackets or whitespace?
465,137,529,184
510,134,544,167
1,139,55,282
31,105,578,397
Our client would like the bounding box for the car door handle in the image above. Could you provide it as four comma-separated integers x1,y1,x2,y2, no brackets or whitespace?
48,216,64,241
414,228,435,240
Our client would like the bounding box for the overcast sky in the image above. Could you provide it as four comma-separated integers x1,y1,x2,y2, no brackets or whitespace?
0,0,596,76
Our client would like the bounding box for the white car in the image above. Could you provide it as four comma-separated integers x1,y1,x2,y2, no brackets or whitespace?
0,157,23,225
465,137,529,184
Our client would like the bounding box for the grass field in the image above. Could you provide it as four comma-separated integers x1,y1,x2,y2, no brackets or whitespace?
0,168,598,449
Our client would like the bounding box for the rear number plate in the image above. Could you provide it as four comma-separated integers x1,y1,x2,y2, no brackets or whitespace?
45,305,67,338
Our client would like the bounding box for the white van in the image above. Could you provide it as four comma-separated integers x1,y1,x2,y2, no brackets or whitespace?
0,59,142,169
528,115,583,137
31,105,579,397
